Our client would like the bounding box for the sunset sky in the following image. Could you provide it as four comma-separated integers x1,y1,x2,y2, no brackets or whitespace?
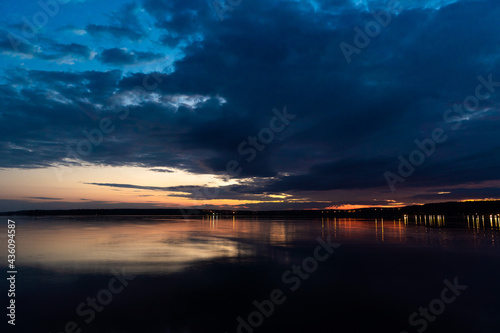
1,0,499,212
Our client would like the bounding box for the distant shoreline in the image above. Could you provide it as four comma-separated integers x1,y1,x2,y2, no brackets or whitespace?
1,200,498,218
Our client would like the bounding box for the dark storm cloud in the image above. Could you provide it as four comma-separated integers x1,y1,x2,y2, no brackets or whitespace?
1,0,500,205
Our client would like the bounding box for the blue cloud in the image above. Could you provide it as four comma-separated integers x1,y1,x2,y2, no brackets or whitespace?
0,0,499,207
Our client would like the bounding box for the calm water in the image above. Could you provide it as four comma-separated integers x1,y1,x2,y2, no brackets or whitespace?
2,215,500,332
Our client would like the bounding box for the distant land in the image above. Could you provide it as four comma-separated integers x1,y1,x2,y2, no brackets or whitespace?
1,200,499,218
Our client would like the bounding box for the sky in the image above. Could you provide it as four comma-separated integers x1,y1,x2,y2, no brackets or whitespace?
0,0,499,212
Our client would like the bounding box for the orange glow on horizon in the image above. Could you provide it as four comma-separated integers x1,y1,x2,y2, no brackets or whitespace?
324,204,405,210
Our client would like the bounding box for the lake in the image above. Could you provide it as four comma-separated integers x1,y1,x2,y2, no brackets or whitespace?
2,215,500,332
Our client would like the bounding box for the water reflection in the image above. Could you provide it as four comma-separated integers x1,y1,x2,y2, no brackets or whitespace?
4,214,500,275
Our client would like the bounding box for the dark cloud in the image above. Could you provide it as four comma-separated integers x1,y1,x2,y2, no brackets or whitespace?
84,182,283,202
412,187,500,201
85,3,153,41
49,43,92,59
85,182,170,191
0,27,92,61
0,31,38,55
24,197,63,200
1,0,499,207
150,168,174,173
98,48,164,65
143,0,213,47
36,42,94,62
86,24,142,41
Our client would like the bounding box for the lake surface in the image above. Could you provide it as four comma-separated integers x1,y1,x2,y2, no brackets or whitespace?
2,215,500,332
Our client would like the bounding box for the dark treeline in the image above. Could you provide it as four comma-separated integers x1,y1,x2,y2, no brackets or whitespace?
1,200,498,218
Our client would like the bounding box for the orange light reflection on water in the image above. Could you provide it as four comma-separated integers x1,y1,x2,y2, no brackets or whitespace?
4,215,499,275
